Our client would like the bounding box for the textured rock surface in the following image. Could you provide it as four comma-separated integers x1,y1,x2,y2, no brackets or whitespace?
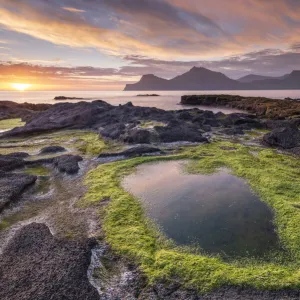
39,145,66,154
263,127,300,149
0,223,99,300
99,145,162,158
53,154,83,174
0,171,37,210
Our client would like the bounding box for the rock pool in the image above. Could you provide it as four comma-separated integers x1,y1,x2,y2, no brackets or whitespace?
122,160,282,258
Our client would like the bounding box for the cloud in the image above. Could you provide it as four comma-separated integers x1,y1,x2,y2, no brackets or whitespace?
62,7,86,13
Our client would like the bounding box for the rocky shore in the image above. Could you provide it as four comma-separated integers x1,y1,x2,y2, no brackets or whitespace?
1,96,300,299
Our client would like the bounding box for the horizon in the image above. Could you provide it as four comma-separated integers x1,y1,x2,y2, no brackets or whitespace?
0,0,300,91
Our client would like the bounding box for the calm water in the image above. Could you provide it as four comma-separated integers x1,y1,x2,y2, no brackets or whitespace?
1,90,299,113
123,161,281,258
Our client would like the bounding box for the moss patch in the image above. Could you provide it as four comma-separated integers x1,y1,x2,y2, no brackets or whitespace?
0,118,25,131
140,121,166,129
0,130,116,156
81,141,300,292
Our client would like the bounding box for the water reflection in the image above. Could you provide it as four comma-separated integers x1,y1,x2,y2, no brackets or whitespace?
122,160,281,258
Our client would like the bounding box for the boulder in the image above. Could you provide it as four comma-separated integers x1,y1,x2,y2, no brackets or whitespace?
220,127,245,135
263,127,300,149
39,145,66,155
53,155,83,174
0,223,99,300
0,171,37,210
4,152,30,159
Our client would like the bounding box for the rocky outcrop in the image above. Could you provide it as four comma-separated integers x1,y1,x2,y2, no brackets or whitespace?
0,101,51,122
181,95,300,119
99,145,162,158
0,154,26,172
54,96,84,100
53,154,83,174
0,223,99,300
39,145,66,154
0,171,37,210
263,127,300,149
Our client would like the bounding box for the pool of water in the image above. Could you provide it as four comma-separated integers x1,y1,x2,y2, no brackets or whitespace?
122,160,282,258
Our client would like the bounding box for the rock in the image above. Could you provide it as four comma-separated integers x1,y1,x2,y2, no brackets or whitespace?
203,118,221,127
0,223,99,300
220,127,245,135
0,155,26,172
99,123,126,140
4,152,30,159
136,94,160,97
156,124,208,143
0,171,37,210
99,145,162,158
54,96,84,100
177,111,192,120
39,145,66,154
53,155,83,174
181,94,300,119
123,129,152,144
263,127,300,149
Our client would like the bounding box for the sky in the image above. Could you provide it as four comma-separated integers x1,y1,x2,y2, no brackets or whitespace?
0,0,300,91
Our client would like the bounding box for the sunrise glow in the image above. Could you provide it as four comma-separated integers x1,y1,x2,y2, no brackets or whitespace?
11,83,31,91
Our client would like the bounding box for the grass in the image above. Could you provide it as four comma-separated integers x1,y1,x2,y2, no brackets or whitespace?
24,166,50,176
81,141,300,292
0,118,25,131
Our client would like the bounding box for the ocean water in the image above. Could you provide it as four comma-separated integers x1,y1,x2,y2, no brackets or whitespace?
0,90,299,113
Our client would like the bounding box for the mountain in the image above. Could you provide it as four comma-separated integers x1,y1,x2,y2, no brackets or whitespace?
124,67,300,91
250,71,300,90
124,67,245,91
237,74,275,83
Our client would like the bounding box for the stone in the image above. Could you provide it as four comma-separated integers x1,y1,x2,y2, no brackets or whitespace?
39,145,66,154
263,127,300,149
0,223,99,300
0,171,37,210
53,155,83,174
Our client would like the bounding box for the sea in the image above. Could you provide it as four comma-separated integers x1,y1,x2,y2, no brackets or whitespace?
1,90,300,114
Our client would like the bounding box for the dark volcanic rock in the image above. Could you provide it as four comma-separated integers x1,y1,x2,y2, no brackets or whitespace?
39,145,66,154
53,154,83,174
5,152,30,159
0,154,26,172
123,129,152,144
54,96,84,100
263,127,300,149
0,171,37,210
0,101,51,122
156,124,208,143
0,223,99,300
220,127,245,135
99,145,162,158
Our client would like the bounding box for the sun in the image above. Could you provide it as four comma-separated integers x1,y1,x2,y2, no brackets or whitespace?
11,83,32,91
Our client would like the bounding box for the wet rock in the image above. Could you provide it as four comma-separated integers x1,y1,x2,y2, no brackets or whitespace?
99,123,126,140
0,171,37,210
99,145,162,158
53,154,83,174
4,152,30,159
39,145,66,154
263,127,300,149
0,154,26,172
177,111,192,120
202,118,221,127
0,223,99,300
156,124,208,143
264,119,300,130
220,127,245,135
123,129,152,144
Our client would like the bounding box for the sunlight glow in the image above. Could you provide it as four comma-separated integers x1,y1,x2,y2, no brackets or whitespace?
11,83,31,91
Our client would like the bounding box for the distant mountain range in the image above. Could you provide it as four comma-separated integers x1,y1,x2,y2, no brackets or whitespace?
124,67,300,91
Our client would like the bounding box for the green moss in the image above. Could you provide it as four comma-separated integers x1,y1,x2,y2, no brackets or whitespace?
81,141,300,292
0,130,116,156
0,220,10,230
24,166,50,176
0,118,25,130
140,121,166,129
